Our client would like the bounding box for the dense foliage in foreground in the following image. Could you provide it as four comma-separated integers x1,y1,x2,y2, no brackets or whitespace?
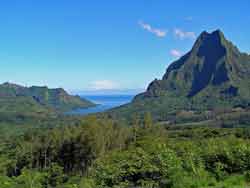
0,114,250,188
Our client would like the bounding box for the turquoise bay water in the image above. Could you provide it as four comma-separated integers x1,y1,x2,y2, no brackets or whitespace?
66,95,134,115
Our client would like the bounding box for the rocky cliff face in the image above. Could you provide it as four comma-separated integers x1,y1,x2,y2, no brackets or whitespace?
136,30,250,101
111,30,250,121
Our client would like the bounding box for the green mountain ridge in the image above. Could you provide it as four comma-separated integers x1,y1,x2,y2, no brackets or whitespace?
110,30,250,121
0,82,95,118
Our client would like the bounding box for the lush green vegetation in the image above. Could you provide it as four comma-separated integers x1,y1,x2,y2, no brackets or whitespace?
0,113,250,188
110,30,250,122
0,30,250,187
0,82,95,116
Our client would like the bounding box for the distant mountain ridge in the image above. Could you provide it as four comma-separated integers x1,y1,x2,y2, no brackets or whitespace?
110,30,250,121
0,82,95,112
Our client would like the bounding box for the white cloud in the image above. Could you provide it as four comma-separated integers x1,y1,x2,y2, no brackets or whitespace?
174,28,195,40
138,21,167,37
89,80,120,90
170,49,182,58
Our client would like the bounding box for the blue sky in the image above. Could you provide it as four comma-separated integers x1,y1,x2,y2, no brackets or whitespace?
0,0,249,94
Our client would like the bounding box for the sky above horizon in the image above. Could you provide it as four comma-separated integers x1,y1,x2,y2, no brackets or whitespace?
0,0,249,94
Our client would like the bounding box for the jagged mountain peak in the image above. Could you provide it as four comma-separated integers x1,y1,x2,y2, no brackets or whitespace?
190,29,228,57
196,29,224,42
110,29,250,121
163,30,229,79
139,29,250,99
200,29,224,38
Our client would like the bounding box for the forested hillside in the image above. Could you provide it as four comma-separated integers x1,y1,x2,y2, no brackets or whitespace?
110,30,250,122
0,82,95,123
1,115,250,187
